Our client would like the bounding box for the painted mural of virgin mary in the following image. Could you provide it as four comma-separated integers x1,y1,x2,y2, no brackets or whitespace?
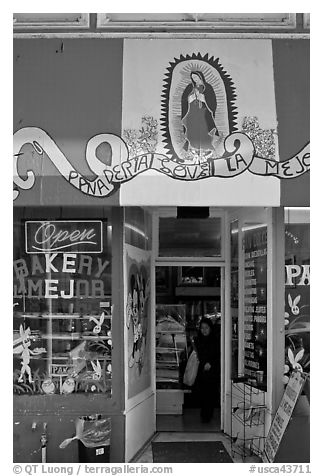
181,71,219,152
161,54,237,163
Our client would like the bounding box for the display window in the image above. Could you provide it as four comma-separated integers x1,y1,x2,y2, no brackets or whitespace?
13,207,112,396
284,209,310,384
125,207,152,251
242,224,268,388
229,211,268,390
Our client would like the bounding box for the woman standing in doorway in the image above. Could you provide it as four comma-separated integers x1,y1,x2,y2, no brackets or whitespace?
194,317,220,422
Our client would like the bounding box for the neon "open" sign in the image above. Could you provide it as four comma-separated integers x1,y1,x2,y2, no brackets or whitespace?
25,221,103,253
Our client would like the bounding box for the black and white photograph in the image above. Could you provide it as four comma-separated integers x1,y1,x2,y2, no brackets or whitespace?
9,4,313,472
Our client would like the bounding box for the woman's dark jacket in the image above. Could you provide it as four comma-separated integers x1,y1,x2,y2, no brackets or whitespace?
194,327,220,385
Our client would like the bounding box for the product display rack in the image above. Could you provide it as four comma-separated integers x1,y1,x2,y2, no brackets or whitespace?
230,376,267,460
155,304,187,387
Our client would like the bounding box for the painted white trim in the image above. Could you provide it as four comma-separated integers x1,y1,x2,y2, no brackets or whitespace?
13,32,309,39
13,13,90,29
238,217,245,376
220,218,231,430
155,260,226,267
156,258,225,265
150,249,157,430
156,207,177,218
223,211,232,434
266,207,285,430
123,211,129,404
152,211,160,261
96,13,297,30
266,209,274,419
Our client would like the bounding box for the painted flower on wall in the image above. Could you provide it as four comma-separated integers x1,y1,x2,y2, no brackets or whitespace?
242,116,277,161
123,116,158,158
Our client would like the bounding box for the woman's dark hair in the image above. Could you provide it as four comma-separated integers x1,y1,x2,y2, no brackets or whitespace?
198,317,214,336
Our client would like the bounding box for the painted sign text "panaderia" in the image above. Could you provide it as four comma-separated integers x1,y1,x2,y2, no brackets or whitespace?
13,128,310,200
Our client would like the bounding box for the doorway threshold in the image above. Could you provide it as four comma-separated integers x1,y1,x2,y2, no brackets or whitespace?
133,431,262,463
157,408,221,432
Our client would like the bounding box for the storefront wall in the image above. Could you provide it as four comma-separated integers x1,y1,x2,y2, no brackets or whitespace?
13,36,309,463
14,38,309,208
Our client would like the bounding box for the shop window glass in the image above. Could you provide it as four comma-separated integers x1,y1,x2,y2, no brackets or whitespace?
284,213,310,384
159,217,222,258
13,207,112,396
125,207,152,250
97,13,295,27
242,223,267,388
13,13,89,27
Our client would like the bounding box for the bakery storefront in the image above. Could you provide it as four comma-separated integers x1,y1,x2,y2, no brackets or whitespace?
13,36,309,463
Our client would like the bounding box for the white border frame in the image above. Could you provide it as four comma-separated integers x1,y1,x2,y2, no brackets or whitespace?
97,13,297,30
13,13,90,29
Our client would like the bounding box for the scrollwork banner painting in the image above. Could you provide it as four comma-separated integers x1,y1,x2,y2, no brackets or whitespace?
13,40,309,204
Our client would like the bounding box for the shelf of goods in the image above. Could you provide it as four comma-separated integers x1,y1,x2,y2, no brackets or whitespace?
156,305,188,414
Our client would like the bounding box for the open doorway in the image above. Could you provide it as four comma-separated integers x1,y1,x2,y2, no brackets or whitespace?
155,265,223,432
